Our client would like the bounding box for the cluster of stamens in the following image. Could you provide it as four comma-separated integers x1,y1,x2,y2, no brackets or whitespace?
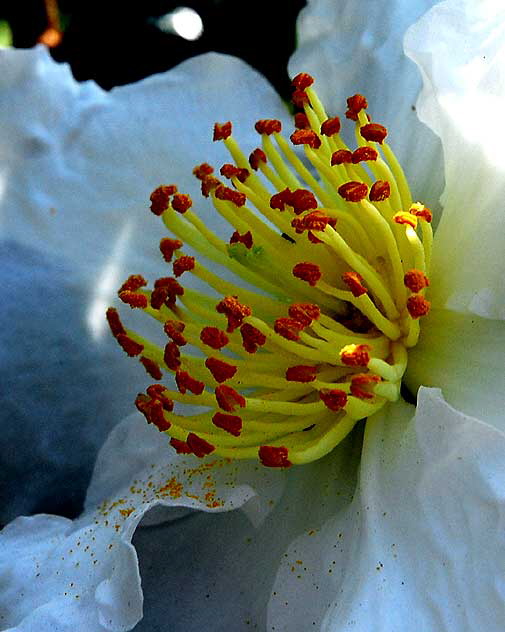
107,72,433,467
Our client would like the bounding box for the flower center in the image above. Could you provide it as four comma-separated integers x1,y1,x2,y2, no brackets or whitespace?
107,73,433,467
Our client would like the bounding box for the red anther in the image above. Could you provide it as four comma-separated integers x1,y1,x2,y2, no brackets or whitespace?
290,129,321,149
212,412,242,436
240,323,267,353
294,112,310,129
394,213,417,229
201,175,220,197
147,400,171,432
170,437,192,454
249,148,267,170
320,117,341,136
274,317,305,341
230,230,253,249
255,119,282,135
159,238,183,263
213,121,232,141
150,286,170,310
345,94,368,121
220,164,250,183
205,357,237,383
292,72,314,90
368,180,391,202
118,290,148,309
288,303,320,326
117,334,144,357
106,307,126,338
290,189,318,214
163,320,187,346
338,181,368,202
292,262,322,286
163,342,181,370
135,393,152,418
216,296,252,332
259,445,291,468
285,365,317,383
292,89,309,108
172,193,193,214
214,185,247,207
200,326,229,349
193,163,214,180
410,205,433,223
404,269,430,293
295,210,335,231
407,295,431,319
175,370,205,395
187,433,216,458
342,271,367,297
331,149,353,166
307,231,324,244
146,384,174,411
319,389,348,411
154,276,184,295
140,356,163,380
270,188,293,211
350,373,381,400
352,146,378,163
360,123,388,144
340,344,371,367
173,255,195,278
119,275,148,293
150,185,177,215
215,384,246,412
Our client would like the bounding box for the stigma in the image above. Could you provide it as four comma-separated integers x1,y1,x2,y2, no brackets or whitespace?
108,73,433,467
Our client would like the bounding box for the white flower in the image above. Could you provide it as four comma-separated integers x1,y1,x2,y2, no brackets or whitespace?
1,1,505,631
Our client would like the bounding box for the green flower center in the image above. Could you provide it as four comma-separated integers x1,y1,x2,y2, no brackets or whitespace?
107,72,433,467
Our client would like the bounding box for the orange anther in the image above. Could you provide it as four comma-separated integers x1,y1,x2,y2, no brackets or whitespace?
212,412,242,437
172,193,192,213
290,129,321,149
319,389,348,411
404,269,430,293
255,119,282,135
285,365,317,383
360,123,388,144
407,295,431,319
213,121,232,141
352,146,378,163
205,357,237,383
150,185,177,215
369,180,391,202
215,384,246,412
338,181,368,202
345,94,368,121
292,262,322,286
340,344,371,367
187,433,215,457
292,72,314,90
259,446,291,468
320,116,341,136
342,271,367,297
331,149,353,166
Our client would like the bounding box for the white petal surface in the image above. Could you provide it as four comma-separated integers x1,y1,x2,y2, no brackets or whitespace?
405,0,505,318
406,308,505,433
289,0,444,208
132,427,363,631
0,413,284,631
268,388,505,631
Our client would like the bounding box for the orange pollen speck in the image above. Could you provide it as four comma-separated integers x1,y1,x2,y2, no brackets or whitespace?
340,344,371,367
407,295,431,319
342,271,367,297
338,181,368,202
404,269,430,293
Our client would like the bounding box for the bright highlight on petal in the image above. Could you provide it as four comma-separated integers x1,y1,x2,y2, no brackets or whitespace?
109,74,433,468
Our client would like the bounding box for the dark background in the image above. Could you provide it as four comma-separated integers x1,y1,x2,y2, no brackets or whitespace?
2,0,306,99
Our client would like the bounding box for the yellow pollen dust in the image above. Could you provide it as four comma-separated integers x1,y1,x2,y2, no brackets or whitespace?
108,72,433,468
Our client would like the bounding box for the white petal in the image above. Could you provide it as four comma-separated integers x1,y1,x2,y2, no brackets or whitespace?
0,240,151,524
405,0,505,318
269,389,505,631
131,427,363,630
406,308,505,433
0,413,284,631
289,0,444,207
0,45,289,297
